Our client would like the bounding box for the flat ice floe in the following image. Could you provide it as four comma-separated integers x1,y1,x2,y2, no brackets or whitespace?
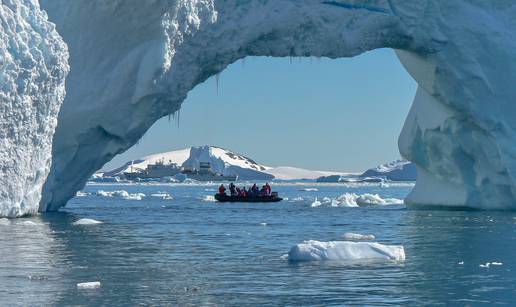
96,190,145,200
201,195,216,202
288,240,405,262
150,192,173,200
311,193,403,208
342,232,376,241
72,218,103,225
75,191,90,197
77,281,101,289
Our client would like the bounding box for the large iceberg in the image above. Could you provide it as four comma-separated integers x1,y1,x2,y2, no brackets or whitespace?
0,1,513,213
0,0,68,217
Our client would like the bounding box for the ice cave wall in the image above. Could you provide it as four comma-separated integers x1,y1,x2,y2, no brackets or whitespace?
38,0,516,211
0,0,68,217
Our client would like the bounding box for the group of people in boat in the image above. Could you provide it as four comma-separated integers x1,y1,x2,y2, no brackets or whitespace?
218,182,272,198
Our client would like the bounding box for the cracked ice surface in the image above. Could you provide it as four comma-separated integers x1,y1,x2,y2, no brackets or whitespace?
34,0,516,211
0,0,68,217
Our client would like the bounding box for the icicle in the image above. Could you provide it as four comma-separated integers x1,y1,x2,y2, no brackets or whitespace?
215,72,221,95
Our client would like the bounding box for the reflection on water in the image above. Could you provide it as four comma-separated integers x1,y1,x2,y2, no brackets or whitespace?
0,183,514,305
0,216,66,306
402,211,516,305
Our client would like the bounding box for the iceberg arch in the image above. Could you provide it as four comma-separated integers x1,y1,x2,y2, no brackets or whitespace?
33,0,516,211
0,0,68,217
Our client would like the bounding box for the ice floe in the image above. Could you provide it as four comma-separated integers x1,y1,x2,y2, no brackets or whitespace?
479,261,503,268
75,191,90,197
72,218,103,225
202,195,216,202
300,188,318,192
311,193,403,208
287,240,405,262
77,281,101,289
150,192,173,200
96,190,145,200
342,232,376,241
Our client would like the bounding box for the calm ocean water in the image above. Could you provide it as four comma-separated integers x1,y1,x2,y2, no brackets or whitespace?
1,182,515,306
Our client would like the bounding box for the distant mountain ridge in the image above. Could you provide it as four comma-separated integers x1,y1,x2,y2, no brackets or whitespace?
317,159,417,182
105,146,344,180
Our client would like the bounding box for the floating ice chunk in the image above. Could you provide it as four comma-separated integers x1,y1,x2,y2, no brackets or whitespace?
150,192,173,200
479,262,490,268
259,222,267,226
491,262,503,266
300,188,318,192
355,194,404,206
96,190,145,200
202,195,216,202
342,232,376,241
311,198,322,207
334,194,359,207
72,218,103,225
0,218,11,226
458,261,464,265
288,240,405,262
75,191,90,197
312,193,403,207
290,197,304,202
77,281,101,289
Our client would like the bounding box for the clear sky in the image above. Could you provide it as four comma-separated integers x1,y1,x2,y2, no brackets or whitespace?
103,48,417,173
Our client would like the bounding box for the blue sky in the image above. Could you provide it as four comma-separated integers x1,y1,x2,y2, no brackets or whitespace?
103,48,417,172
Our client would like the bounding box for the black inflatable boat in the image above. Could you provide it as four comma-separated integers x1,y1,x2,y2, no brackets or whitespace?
214,192,283,203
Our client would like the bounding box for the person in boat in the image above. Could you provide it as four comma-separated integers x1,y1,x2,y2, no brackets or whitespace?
251,183,259,196
229,182,236,196
260,186,266,196
218,184,227,195
265,183,271,196
242,187,248,197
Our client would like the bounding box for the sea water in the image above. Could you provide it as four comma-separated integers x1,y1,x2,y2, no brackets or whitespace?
1,182,515,305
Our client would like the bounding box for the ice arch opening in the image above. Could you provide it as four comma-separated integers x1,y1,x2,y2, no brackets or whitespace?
103,52,414,175
38,0,516,212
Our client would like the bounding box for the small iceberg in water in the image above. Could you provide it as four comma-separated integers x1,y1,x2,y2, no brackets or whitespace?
77,281,101,289
202,195,216,202
96,190,145,200
287,240,405,262
72,218,103,225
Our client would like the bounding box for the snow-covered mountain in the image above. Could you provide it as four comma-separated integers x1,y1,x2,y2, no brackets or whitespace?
317,160,417,182
360,160,417,181
105,146,344,181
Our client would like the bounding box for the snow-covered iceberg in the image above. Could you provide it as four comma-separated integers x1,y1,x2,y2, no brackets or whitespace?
0,0,68,217
0,0,511,213
287,240,405,262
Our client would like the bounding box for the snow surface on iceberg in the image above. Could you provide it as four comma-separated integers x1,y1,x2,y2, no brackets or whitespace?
34,1,516,210
0,0,68,217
